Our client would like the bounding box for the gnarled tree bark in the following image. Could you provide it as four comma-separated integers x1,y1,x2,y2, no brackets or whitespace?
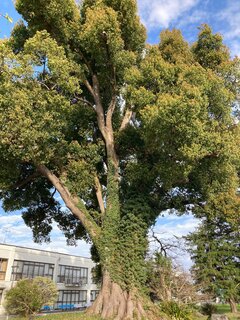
229,297,238,314
87,271,147,320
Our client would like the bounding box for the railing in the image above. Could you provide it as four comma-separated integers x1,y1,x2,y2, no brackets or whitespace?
57,276,88,286
11,273,53,281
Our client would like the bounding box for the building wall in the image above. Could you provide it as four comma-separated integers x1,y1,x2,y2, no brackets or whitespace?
0,244,99,315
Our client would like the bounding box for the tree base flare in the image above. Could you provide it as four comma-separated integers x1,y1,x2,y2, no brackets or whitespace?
229,298,238,314
86,272,148,320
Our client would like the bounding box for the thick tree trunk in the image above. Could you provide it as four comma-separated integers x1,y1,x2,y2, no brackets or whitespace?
229,297,237,313
87,271,147,320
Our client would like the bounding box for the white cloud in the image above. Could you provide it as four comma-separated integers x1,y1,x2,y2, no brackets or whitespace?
154,214,200,237
0,211,91,258
177,9,208,29
0,214,22,225
0,211,199,269
138,0,200,29
217,2,240,40
150,214,200,269
216,2,240,57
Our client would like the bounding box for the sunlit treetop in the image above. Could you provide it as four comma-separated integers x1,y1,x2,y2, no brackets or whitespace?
192,24,230,70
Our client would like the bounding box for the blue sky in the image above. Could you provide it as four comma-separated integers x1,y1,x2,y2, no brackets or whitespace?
1,0,240,56
0,0,238,268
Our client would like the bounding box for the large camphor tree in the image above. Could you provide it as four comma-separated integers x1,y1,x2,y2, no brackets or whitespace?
0,0,239,318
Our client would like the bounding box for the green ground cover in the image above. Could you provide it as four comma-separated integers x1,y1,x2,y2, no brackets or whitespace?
215,304,240,314
10,304,240,320
11,312,101,320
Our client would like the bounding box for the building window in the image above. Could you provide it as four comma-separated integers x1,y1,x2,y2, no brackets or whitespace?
0,259,8,280
0,289,3,305
57,265,88,286
56,290,87,310
90,290,99,302
11,260,54,281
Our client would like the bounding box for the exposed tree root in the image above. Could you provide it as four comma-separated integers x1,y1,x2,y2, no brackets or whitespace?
86,271,149,320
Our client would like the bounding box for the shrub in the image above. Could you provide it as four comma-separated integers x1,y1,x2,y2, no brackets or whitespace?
160,301,192,320
200,303,217,317
4,277,58,319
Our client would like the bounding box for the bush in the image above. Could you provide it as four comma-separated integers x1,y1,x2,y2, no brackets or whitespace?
160,301,192,320
200,303,217,317
5,277,58,319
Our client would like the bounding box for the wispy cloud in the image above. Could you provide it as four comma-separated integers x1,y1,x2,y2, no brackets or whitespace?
0,214,22,225
177,9,208,29
154,213,200,238
0,212,91,258
138,0,200,29
217,2,240,40
216,2,240,56
151,214,200,269
0,209,199,268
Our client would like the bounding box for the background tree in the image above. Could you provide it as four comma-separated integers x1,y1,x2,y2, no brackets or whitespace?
186,214,240,313
0,0,239,318
147,251,210,305
4,277,58,319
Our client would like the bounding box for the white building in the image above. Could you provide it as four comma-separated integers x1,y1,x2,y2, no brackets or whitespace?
0,243,99,315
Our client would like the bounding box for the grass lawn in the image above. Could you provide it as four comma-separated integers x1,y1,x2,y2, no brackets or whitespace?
11,305,240,320
216,304,240,314
195,304,240,320
13,312,102,320
189,304,240,320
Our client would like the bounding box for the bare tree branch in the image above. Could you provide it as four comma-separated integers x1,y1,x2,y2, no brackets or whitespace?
149,227,184,258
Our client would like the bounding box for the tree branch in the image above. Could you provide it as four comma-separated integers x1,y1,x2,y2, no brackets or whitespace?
94,176,105,216
92,74,107,140
101,31,117,91
84,79,95,98
73,95,94,109
119,108,133,132
83,76,107,140
78,49,94,76
106,95,117,132
102,32,117,131
38,164,100,240
11,171,40,190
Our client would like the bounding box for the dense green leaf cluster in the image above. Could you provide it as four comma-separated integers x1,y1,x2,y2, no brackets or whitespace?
5,277,58,319
187,215,240,303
